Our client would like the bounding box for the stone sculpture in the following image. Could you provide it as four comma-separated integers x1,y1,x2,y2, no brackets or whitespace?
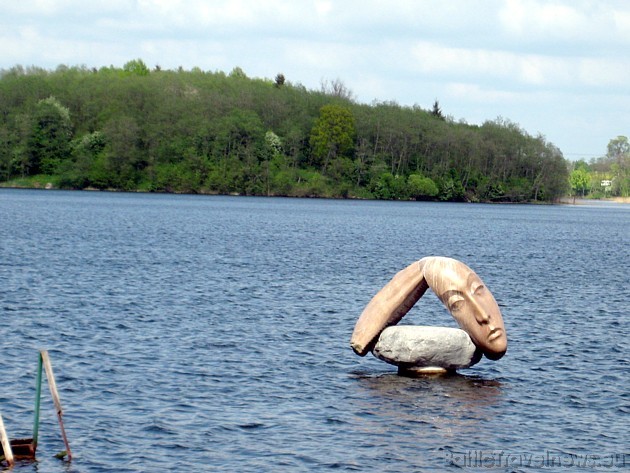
350,257,507,374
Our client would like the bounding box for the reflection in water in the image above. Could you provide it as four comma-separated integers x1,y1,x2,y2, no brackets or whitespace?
351,371,503,442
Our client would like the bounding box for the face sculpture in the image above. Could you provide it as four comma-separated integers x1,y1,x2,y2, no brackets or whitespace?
422,257,507,360
350,256,507,361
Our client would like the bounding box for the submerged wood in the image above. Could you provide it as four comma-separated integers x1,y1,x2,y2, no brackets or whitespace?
8,439,35,459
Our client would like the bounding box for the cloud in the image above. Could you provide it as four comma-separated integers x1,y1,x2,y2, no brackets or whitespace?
499,0,585,37
1,0,133,18
127,0,333,38
498,0,630,54
446,83,530,104
410,40,629,92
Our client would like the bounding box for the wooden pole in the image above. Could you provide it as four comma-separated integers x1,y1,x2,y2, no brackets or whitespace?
40,350,72,461
33,352,43,450
0,412,14,466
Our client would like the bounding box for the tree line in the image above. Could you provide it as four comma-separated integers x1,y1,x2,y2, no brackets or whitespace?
0,59,571,202
569,135,630,199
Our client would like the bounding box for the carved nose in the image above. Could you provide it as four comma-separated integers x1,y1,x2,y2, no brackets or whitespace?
471,299,490,323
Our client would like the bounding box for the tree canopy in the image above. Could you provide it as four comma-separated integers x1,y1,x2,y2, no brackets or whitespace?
0,62,573,201
565,136,630,199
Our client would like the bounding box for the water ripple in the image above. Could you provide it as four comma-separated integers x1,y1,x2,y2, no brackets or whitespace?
1,191,628,472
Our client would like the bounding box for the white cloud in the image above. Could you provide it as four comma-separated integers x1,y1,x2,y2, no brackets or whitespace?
576,57,630,88
314,0,333,17
446,83,527,104
499,0,630,54
612,8,630,41
410,40,629,91
130,0,326,35
410,41,543,86
499,0,585,37
1,0,133,17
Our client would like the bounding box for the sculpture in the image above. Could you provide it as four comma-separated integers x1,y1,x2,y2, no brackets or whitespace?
350,257,507,373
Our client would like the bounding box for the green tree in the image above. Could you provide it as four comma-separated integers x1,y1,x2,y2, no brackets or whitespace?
407,173,438,200
573,159,590,172
102,116,142,189
607,135,630,160
6,113,32,178
569,168,590,199
123,59,150,76
0,126,13,180
57,130,106,188
265,130,283,156
229,67,248,79
28,96,73,175
438,176,466,201
606,136,630,196
153,161,201,193
309,104,355,172
371,172,408,200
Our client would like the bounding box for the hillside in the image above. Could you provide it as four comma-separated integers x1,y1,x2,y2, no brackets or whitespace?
0,60,569,202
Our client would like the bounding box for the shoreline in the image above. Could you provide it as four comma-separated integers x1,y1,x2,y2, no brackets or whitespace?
558,197,630,205
2,183,629,205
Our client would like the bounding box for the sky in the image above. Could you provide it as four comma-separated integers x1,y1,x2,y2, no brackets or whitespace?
1,0,629,161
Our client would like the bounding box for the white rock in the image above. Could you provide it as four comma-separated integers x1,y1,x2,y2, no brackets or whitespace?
372,325,481,372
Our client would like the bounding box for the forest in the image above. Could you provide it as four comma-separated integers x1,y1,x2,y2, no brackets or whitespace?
0,59,582,202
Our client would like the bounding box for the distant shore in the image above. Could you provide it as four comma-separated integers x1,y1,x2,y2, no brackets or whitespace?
2,183,630,206
558,197,630,205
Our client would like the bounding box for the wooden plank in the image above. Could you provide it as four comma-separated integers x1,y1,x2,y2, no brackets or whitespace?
41,351,63,415
0,412,14,466
41,350,72,461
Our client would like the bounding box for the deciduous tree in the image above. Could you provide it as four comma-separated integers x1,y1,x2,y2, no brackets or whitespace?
310,104,355,173
28,96,72,175
407,173,438,200
570,168,590,199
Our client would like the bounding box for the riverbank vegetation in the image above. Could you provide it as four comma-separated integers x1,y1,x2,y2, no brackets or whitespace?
0,60,584,202
568,136,630,199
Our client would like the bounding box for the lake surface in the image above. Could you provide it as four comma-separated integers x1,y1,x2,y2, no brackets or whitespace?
1,189,628,472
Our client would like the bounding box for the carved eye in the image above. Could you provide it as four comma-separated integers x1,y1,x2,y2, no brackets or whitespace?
449,297,465,312
473,284,485,295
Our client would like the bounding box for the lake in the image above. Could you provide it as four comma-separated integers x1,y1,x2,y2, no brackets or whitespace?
0,189,628,472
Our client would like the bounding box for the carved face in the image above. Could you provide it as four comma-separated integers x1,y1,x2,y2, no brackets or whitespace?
423,258,507,360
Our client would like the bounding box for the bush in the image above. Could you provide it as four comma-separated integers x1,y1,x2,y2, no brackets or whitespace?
370,172,409,200
407,174,438,200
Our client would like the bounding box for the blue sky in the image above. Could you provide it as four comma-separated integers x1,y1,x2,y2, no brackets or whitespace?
1,0,629,160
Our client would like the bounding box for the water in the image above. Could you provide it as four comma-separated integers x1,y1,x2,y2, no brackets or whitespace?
1,189,628,472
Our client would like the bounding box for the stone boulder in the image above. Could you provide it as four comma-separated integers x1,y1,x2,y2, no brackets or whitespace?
372,326,482,374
